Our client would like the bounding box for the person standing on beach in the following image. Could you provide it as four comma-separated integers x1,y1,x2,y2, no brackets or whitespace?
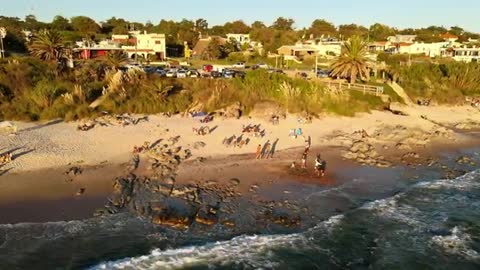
263,142,272,159
301,151,308,169
304,135,311,152
255,144,262,159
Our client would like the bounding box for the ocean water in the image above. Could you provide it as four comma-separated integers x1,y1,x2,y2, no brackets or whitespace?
1,159,479,269
92,170,480,270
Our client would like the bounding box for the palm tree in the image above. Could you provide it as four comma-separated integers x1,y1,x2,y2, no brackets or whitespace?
330,36,369,83
105,50,128,69
29,29,65,61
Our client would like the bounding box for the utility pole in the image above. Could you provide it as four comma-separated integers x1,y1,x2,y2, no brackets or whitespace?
0,27,6,59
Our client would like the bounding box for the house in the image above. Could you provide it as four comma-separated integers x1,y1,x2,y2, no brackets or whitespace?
226,33,250,45
277,39,342,60
439,33,459,42
441,46,480,62
121,31,167,60
73,39,123,59
397,41,453,57
277,44,319,60
368,41,390,52
387,35,417,44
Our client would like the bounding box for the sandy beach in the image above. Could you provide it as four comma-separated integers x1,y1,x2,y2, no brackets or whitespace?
0,104,479,223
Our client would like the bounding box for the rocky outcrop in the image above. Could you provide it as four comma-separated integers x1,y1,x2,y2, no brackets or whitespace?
342,140,391,167
100,136,302,231
215,102,242,119
249,101,286,120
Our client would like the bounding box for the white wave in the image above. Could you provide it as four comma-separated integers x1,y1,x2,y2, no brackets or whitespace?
416,169,480,190
431,226,480,261
92,214,344,270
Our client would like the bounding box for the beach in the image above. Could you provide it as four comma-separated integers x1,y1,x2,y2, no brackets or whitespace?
0,104,479,223
1,105,480,269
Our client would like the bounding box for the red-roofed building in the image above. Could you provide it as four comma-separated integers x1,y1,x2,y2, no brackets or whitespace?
440,33,459,42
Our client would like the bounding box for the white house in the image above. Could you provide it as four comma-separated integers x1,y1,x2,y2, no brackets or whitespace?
226,33,250,45
121,31,167,60
441,46,480,62
398,41,453,57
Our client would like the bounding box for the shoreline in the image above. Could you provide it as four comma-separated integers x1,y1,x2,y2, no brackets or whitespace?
1,105,480,224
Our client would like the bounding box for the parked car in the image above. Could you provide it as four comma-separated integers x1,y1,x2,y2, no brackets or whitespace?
252,63,269,70
232,62,245,68
223,69,235,78
211,71,223,78
166,70,177,78
142,66,156,74
176,69,187,78
155,68,167,77
202,64,214,72
316,70,329,78
188,70,200,78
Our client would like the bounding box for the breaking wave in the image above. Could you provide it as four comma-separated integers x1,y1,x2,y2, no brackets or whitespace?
92,170,480,269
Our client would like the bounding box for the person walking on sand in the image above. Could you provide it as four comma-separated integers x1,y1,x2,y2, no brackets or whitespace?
301,151,308,169
255,144,262,159
263,142,272,159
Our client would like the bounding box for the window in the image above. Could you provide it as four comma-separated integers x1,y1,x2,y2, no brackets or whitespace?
155,40,161,44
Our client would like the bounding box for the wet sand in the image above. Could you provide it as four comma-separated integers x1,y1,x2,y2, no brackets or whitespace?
0,163,124,223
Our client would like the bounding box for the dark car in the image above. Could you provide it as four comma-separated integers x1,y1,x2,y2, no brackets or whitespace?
211,71,223,78
143,66,156,74
316,69,330,78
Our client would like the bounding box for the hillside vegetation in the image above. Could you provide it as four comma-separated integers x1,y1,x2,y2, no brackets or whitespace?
0,57,388,121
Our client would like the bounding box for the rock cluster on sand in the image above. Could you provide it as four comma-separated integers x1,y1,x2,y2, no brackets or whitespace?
98,136,303,231
342,140,391,167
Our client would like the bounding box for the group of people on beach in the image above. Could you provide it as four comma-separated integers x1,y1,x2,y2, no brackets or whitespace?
192,126,211,136
0,152,12,164
290,136,326,177
242,124,265,138
256,140,278,159
223,135,250,148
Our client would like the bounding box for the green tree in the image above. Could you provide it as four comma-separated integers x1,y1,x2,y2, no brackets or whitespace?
338,24,368,39
330,36,369,83
101,17,128,34
71,16,100,34
309,19,337,38
195,18,208,33
202,38,223,60
24,14,45,30
272,17,295,31
369,23,395,41
224,20,250,34
251,21,266,29
51,15,72,31
28,29,66,61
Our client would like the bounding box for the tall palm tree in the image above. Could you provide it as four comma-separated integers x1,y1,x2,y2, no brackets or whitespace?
105,51,128,70
330,36,369,83
29,29,65,61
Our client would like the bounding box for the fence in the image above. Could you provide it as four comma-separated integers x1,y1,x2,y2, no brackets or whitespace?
325,81,384,96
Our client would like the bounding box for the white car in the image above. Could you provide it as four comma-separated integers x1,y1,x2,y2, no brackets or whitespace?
188,71,200,78
166,71,176,78
176,70,187,78
232,62,245,68
256,63,269,69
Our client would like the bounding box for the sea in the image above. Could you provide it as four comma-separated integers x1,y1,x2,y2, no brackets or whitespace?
1,149,479,269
